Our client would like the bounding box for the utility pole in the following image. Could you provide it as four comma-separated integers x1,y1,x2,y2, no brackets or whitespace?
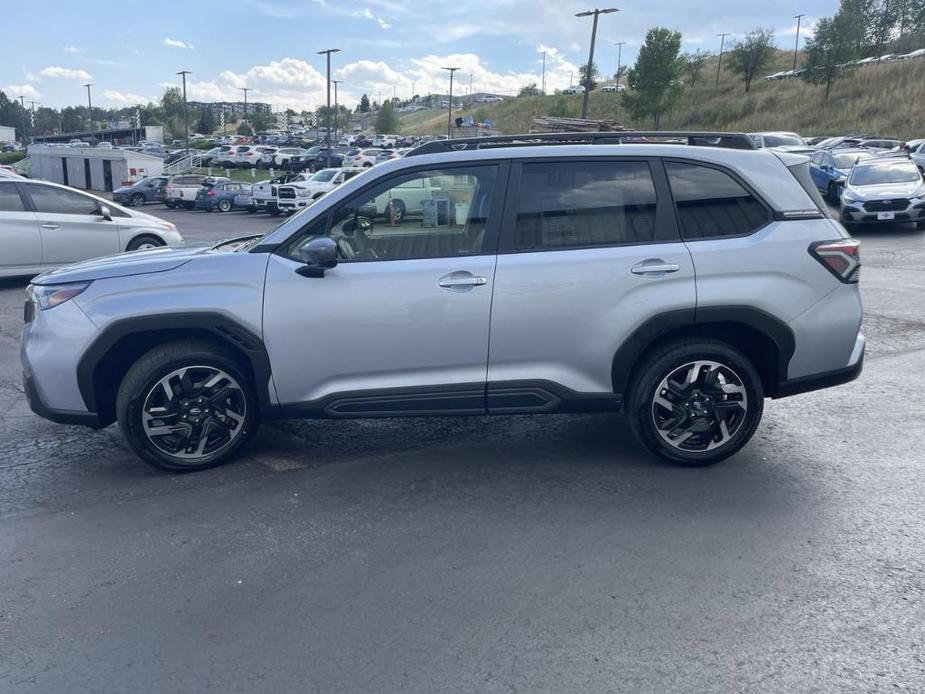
332,80,342,143
541,50,548,94
17,95,27,146
442,66,460,139
576,7,618,119
793,14,805,72
177,70,191,155
614,41,626,87
715,33,729,87
468,73,473,98
83,83,93,141
239,86,250,134
316,47,341,168
411,81,415,99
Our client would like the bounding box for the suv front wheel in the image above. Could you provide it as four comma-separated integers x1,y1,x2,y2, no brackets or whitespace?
116,340,259,472
626,339,764,466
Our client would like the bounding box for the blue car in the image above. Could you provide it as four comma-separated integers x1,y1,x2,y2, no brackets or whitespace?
112,176,169,207
195,181,253,212
809,148,875,203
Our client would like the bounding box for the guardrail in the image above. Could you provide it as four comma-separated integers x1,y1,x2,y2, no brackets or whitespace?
164,153,202,175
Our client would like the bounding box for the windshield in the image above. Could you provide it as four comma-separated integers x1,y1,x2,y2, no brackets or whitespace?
833,152,872,169
763,134,803,147
310,170,337,182
849,161,921,186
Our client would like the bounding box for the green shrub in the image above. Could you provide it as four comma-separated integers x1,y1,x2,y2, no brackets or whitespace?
191,140,213,150
0,152,26,164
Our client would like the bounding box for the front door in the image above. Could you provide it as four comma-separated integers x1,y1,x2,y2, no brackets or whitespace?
21,183,121,266
0,181,42,274
262,163,505,414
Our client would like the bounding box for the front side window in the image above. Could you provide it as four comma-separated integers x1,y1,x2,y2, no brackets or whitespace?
666,162,771,239
24,184,100,215
0,182,25,211
288,165,498,261
512,160,659,251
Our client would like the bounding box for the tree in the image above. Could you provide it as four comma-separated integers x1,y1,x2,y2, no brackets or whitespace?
359,93,371,113
195,108,216,135
236,122,253,136
726,28,776,92
681,50,710,88
518,83,542,97
622,27,684,129
375,101,400,133
578,62,600,91
802,5,863,99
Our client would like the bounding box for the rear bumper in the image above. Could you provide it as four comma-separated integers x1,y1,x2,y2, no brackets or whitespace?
773,333,865,398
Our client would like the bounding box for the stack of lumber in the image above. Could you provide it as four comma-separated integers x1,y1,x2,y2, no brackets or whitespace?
532,116,628,132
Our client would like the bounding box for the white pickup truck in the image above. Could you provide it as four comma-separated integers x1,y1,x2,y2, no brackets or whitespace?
259,167,366,216
251,173,311,213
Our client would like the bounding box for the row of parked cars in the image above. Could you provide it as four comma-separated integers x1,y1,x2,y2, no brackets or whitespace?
764,46,925,81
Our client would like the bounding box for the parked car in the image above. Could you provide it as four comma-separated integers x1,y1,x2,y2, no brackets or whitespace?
840,157,925,230
561,85,585,94
0,165,24,178
234,145,265,168
112,176,170,207
20,132,866,474
257,147,280,169
251,172,313,212
195,181,254,212
272,147,308,169
343,147,382,168
911,141,925,172
809,148,875,203
804,136,835,147
270,167,365,215
0,178,183,279
165,174,229,209
198,147,224,167
600,83,626,93
747,132,807,149
213,145,238,168
857,138,904,152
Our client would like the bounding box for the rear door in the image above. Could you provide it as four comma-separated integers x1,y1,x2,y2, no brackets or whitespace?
486,158,696,404
0,181,42,274
20,183,121,265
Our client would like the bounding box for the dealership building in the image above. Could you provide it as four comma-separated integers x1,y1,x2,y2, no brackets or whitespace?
28,145,164,192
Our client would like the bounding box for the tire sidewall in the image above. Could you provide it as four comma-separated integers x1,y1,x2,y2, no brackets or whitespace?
628,340,764,466
117,345,259,472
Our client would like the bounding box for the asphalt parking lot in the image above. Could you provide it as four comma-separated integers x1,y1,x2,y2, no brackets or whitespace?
2,205,924,693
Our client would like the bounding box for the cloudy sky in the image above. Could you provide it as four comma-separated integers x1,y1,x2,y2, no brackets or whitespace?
3,0,835,112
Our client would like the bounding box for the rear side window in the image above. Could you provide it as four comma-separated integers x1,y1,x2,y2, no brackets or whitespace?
666,162,771,239
513,160,659,251
24,184,100,215
0,182,25,211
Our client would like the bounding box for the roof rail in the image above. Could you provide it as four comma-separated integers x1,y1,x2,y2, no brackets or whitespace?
406,131,757,157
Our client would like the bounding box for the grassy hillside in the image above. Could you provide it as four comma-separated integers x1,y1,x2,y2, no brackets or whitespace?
401,50,925,139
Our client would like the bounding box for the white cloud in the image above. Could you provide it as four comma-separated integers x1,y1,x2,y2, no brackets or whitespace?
102,89,150,105
4,84,41,99
63,45,83,54
186,58,330,111
356,8,391,29
163,37,195,50
38,66,92,81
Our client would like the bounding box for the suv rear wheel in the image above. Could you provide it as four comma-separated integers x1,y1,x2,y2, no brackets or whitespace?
626,339,764,466
116,340,259,472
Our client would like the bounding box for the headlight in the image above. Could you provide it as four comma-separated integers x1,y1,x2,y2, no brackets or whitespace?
297,189,311,197
913,188,925,201
27,281,92,311
842,190,862,204
155,220,177,232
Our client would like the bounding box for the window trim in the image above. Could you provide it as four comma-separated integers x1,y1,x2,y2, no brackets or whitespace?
274,160,511,263
20,182,107,217
662,157,775,242
496,156,682,255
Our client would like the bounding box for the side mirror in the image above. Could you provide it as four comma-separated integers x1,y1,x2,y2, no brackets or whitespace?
296,236,337,278
98,204,113,221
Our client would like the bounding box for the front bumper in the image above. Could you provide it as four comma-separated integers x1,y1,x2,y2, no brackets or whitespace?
841,201,925,224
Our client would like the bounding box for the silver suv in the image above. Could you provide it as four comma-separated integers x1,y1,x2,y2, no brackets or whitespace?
21,132,865,472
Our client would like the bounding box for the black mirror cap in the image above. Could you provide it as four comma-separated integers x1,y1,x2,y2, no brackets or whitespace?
297,236,337,277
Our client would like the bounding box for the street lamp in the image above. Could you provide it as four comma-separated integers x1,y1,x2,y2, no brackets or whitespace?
540,50,548,95
239,86,250,133
83,82,93,140
614,41,626,88
177,70,191,155
442,66,460,139
575,7,618,119
332,80,342,143
317,47,341,167
16,95,27,146
715,33,729,87
793,14,805,71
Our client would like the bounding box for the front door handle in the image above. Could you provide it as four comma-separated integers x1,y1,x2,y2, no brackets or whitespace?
438,272,488,291
40,223,61,230
631,261,680,275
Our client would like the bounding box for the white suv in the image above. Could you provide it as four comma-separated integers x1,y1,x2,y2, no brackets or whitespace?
343,148,382,168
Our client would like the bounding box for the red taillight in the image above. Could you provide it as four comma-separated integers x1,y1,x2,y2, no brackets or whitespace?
810,239,861,283
207,190,216,197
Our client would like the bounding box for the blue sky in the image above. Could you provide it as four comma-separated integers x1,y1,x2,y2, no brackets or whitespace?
3,0,837,112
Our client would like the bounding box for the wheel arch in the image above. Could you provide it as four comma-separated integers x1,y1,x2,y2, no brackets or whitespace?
77,313,273,427
612,307,795,399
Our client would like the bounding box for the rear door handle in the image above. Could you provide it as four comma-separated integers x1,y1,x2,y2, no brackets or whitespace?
631,262,680,275
40,223,61,230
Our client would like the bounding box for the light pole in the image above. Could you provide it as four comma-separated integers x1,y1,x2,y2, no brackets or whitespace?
177,70,191,155
576,7,618,119
239,86,250,133
17,95,27,146
468,73,473,98
332,80,342,143
715,33,729,87
442,66,460,139
540,50,548,94
317,47,341,168
83,83,93,140
614,41,626,88
793,14,805,72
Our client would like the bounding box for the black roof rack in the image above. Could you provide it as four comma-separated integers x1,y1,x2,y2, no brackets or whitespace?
406,131,757,157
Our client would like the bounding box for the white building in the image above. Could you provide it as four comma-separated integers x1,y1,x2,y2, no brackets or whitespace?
0,125,16,144
28,145,164,192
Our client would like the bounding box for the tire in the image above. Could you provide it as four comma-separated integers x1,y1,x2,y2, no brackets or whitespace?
184,201,195,210
917,219,925,230
269,207,282,217
165,200,176,209
126,234,166,251
131,193,146,207
217,199,232,213
626,339,764,466
247,205,257,214
827,182,839,204
116,340,259,472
